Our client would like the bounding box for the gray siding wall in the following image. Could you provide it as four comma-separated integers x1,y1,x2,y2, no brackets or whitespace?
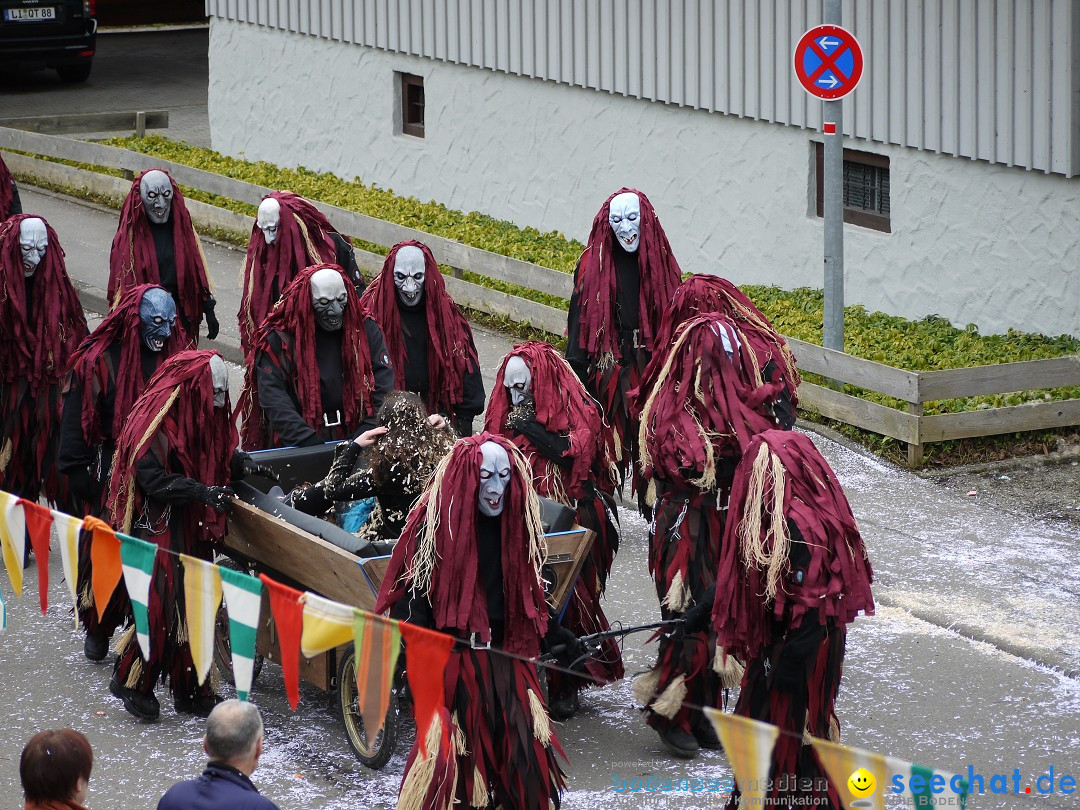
205,0,1080,177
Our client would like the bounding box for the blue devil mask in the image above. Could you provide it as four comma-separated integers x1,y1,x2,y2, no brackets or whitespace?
139,287,177,352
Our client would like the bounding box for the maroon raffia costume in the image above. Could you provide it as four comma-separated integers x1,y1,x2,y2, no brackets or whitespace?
108,350,238,715
565,189,681,510
712,430,874,809
656,273,801,423
0,215,88,503
238,263,392,450
0,154,21,221
376,434,567,810
361,240,485,435
484,341,623,709
59,284,186,648
108,170,215,341
632,314,788,754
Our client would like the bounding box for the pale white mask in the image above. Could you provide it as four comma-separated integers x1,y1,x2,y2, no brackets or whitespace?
478,441,511,517
139,170,173,225
608,191,641,254
210,354,229,409
503,356,532,407
18,218,48,276
310,267,348,331
709,320,742,361
257,197,282,245
393,245,426,307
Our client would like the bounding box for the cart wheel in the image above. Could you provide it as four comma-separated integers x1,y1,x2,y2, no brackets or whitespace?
213,558,264,686
338,647,397,769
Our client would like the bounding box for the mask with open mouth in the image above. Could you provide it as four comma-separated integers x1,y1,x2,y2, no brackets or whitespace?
478,440,511,517
393,245,426,307
139,170,174,225
138,287,177,353
256,196,281,245
608,191,641,254
503,355,532,407
18,217,48,277
310,267,348,331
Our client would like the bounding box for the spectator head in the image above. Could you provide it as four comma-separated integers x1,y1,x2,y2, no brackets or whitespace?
20,729,93,805
204,699,264,775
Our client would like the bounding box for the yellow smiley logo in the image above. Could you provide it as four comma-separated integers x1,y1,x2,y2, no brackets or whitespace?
848,768,876,798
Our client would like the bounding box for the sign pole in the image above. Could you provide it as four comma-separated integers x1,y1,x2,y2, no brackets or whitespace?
822,0,844,353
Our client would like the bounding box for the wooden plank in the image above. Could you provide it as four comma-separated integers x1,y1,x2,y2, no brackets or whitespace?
918,356,1080,402
0,111,169,135
544,528,594,613
918,399,1080,442
224,500,375,611
443,275,568,335
796,381,921,445
786,337,920,402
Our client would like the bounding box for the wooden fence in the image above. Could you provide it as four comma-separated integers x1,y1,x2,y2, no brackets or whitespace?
2,126,1077,466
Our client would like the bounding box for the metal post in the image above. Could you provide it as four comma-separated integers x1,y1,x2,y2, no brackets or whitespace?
822,0,844,353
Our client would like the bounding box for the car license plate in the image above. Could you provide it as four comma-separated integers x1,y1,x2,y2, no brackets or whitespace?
4,6,57,21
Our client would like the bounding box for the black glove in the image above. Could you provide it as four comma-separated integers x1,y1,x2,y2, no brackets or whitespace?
67,467,102,506
203,298,220,341
230,450,250,481
545,623,585,671
505,396,536,433
681,584,717,634
453,415,474,437
196,484,234,513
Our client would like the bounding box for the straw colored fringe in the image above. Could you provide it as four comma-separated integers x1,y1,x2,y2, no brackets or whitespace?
191,224,215,295
650,674,687,719
712,646,746,689
0,438,10,473
78,581,94,612
294,217,323,266
120,386,181,534
470,764,489,808
527,688,552,745
398,711,450,810
662,570,691,613
737,442,791,602
633,668,662,707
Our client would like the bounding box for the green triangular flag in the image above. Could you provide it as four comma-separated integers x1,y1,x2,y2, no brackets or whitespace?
118,533,157,661
219,565,263,701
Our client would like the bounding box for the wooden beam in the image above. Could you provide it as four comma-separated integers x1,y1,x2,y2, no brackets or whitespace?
786,337,920,402
797,381,921,445
918,356,1080,402
918,399,1080,442
0,111,169,135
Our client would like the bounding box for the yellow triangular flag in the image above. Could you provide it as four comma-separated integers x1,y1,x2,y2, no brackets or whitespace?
301,592,355,658
51,510,83,628
704,709,779,806
811,736,890,810
0,491,26,596
179,554,223,686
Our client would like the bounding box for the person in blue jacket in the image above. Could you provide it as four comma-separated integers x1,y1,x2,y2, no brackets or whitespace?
156,700,280,810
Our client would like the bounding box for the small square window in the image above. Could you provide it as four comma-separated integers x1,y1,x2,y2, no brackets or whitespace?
815,143,890,233
401,73,425,138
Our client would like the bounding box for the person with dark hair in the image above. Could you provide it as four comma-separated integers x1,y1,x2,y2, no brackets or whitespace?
20,728,94,810
108,169,218,343
360,240,484,436
292,390,457,541
238,263,394,450
0,153,22,221
565,188,681,513
157,699,279,810
0,215,89,506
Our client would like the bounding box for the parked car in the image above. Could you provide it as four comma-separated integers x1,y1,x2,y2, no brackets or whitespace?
0,0,96,83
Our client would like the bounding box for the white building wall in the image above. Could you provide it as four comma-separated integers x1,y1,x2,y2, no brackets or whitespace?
209,19,1080,337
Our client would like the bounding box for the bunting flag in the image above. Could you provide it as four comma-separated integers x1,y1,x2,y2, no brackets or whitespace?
19,500,52,615
51,509,83,626
260,574,305,710
180,554,223,686
219,565,263,702
85,516,121,622
118,534,157,661
301,591,356,658
352,610,402,743
400,622,454,758
704,709,780,807
0,491,26,595
811,737,969,810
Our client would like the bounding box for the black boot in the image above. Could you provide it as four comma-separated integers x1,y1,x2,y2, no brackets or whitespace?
83,632,109,662
175,692,223,718
693,717,722,750
109,678,160,721
656,725,699,759
548,690,579,721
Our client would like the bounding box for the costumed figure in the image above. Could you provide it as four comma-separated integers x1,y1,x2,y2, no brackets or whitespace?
0,215,88,504
293,391,457,542
240,263,394,449
565,189,681,512
711,430,874,809
108,169,218,343
361,240,484,436
59,284,184,661
631,314,788,758
656,273,801,427
240,191,366,363
376,435,568,810
0,153,22,221
484,341,623,718
107,350,241,721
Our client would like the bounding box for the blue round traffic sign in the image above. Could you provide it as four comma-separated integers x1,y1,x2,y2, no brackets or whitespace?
793,25,864,100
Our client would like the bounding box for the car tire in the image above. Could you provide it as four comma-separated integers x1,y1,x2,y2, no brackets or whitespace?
57,62,92,83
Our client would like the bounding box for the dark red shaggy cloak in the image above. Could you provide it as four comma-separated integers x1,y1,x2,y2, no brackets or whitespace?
108,169,211,336
0,215,88,500
361,240,478,419
572,188,681,363
0,154,15,221
238,263,375,449
239,191,337,360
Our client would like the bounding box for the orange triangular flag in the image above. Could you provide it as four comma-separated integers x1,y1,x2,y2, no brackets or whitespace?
19,500,53,615
85,516,121,623
400,623,454,758
259,573,305,711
